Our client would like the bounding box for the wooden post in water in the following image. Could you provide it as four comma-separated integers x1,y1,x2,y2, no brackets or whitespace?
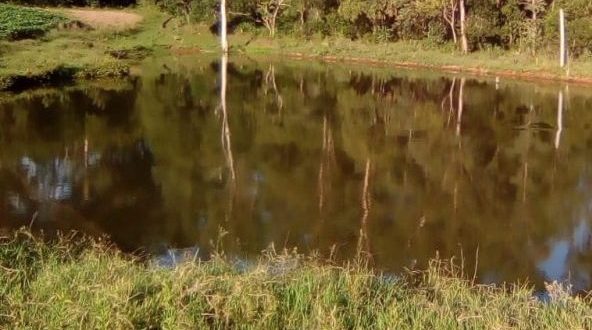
559,9,566,68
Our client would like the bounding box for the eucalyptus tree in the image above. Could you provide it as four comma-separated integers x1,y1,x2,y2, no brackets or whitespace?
442,0,459,44
459,0,467,53
220,0,228,52
257,0,291,37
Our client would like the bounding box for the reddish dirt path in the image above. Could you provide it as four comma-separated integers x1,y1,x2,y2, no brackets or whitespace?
62,9,143,30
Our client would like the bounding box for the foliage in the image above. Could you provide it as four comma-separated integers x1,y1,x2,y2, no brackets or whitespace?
0,4,67,40
152,0,217,24
544,0,592,57
256,0,291,37
146,0,592,57
4,0,588,57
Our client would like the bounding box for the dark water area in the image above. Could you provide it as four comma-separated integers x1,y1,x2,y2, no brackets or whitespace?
1,55,592,291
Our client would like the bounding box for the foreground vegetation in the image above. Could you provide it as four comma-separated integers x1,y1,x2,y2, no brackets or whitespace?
1,230,591,329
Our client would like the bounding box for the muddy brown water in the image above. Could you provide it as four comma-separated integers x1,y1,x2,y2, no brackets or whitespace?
1,55,592,290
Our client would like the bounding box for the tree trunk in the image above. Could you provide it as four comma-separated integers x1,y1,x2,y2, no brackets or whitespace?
459,0,468,54
451,3,457,44
220,0,229,53
443,2,457,44
270,5,280,37
559,8,566,68
299,2,306,32
531,0,538,56
271,15,276,37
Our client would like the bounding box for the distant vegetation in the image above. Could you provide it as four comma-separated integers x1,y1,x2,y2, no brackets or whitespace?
1,1,592,92
0,4,66,40
3,0,592,59
154,0,592,59
0,230,591,328
5,0,591,59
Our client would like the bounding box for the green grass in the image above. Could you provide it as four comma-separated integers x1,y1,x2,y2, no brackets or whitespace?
0,4,67,40
0,5,165,90
1,229,591,329
218,33,592,83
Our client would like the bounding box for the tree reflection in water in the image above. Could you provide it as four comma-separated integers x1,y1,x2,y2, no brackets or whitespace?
1,58,592,291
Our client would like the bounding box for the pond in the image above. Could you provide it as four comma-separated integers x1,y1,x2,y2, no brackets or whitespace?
1,55,591,291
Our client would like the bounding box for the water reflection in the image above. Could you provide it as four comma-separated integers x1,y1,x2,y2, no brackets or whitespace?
1,57,592,290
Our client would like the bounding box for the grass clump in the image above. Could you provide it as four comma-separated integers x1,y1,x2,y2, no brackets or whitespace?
0,4,67,40
1,230,591,329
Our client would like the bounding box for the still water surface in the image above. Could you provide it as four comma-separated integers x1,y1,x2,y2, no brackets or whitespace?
1,56,592,290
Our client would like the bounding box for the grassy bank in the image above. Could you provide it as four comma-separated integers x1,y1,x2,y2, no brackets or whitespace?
2,4,592,92
1,230,591,329
0,5,160,91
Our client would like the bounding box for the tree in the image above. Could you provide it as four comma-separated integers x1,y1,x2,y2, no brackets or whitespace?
443,0,459,44
291,0,324,32
338,0,399,40
520,0,546,55
459,0,468,53
257,0,291,37
220,0,228,52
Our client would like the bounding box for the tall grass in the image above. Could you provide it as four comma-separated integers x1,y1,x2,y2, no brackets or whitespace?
1,229,591,329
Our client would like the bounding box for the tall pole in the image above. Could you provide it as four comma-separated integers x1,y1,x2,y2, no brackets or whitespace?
559,9,566,68
220,0,229,53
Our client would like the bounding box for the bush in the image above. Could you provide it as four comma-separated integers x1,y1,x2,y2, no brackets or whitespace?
568,18,592,56
0,4,67,40
321,12,359,39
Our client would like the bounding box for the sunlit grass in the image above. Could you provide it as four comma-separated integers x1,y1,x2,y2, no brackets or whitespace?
225,34,592,82
2,3,592,91
0,5,166,89
1,229,591,329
